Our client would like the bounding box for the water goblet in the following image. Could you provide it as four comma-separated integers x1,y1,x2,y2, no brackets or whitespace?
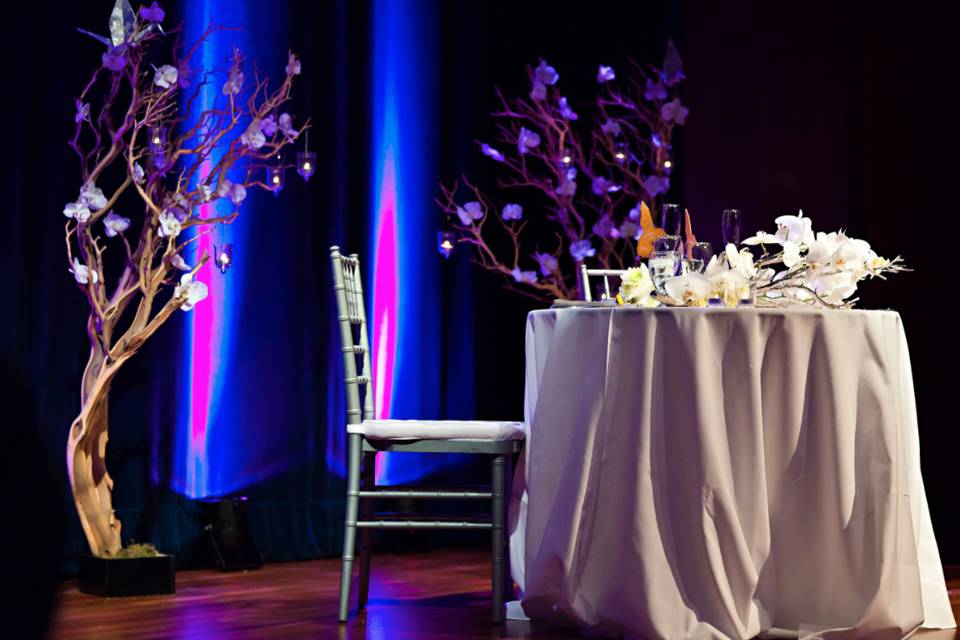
653,234,680,254
649,248,680,296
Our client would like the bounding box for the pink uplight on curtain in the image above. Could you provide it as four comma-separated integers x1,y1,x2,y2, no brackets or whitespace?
372,152,398,482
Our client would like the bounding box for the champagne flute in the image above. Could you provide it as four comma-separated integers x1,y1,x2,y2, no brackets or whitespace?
661,203,682,237
721,209,741,247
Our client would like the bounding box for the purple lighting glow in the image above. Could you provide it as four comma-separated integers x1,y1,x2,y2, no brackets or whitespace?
372,152,398,482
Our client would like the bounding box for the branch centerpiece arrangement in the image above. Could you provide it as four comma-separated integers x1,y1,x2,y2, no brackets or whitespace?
65,0,308,559
438,43,687,301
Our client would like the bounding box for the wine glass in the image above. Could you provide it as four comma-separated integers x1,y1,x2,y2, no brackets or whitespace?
721,209,741,247
686,241,713,273
661,203,682,237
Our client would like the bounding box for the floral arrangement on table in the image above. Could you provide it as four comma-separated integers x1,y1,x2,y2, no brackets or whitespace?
617,210,905,310
437,42,688,301
64,0,308,558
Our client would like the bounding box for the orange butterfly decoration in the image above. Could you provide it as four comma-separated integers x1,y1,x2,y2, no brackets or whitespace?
684,208,697,259
635,202,666,258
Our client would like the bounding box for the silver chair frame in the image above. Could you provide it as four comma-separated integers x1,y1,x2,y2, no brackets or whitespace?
579,264,628,301
331,246,519,625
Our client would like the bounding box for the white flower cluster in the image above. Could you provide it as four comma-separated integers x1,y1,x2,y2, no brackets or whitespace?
63,181,109,223
742,211,895,307
174,273,208,311
651,211,900,309
618,265,660,307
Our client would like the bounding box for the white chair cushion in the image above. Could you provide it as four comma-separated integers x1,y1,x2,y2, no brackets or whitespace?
349,419,524,441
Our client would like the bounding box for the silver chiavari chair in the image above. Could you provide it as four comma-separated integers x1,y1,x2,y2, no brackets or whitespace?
579,264,628,301
331,246,524,625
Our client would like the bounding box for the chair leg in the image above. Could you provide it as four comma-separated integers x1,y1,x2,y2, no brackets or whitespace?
357,452,376,611
491,454,507,624
504,452,515,603
339,434,363,622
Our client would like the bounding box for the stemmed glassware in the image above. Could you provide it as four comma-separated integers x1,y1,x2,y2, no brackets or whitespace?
661,203,682,237
722,209,741,247
685,241,713,274
649,235,680,295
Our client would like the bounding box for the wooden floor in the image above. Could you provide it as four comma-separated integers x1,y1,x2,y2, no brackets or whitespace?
49,548,960,639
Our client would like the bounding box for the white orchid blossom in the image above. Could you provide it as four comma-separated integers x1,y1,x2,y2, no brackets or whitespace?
742,231,781,246
174,273,208,311
80,181,109,210
510,267,537,284
664,272,711,306
153,64,179,89
241,120,266,149
69,257,99,285
724,243,758,278
103,211,130,237
781,240,801,268
157,209,182,238
169,253,191,271
774,210,814,245
64,201,92,222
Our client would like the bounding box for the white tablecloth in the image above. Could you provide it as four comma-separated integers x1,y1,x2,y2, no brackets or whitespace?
509,306,954,639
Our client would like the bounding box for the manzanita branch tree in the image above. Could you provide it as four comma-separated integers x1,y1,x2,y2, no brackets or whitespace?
64,0,307,557
437,41,687,301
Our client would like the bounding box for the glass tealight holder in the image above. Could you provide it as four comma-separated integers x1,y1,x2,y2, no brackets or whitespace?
148,126,167,171
267,165,285,195
613,141,629,165
437,230,455,259
297,151,316,181
214,243,233,274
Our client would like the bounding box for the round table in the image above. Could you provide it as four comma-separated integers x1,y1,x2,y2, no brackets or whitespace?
509,306,954,639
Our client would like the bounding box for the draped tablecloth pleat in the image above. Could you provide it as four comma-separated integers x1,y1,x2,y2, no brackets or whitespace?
509,307,954,639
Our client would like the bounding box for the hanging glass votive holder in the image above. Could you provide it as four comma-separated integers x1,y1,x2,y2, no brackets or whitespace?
297,151,316,181
437,229,456,259
267,162,285,195
148,126,167,171
214,243,233,274
613,141,629,165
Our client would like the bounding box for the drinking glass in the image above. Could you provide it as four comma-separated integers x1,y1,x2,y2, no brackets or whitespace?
722,209,741,247
685,241,713,273
653,235,680,254
649,250,679,295
661,203,682,237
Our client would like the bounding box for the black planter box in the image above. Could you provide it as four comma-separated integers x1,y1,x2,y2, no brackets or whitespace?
78,554,176,597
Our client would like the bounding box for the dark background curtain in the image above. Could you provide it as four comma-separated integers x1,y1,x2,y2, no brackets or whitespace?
2,0,959,580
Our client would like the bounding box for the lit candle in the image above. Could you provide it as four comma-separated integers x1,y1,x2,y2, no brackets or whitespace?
437,230,456,259
266,164,285,194
297,151,316,181
214,243,233,274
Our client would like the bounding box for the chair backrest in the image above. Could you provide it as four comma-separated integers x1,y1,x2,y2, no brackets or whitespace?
330,246,375,426
579,265,627,302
